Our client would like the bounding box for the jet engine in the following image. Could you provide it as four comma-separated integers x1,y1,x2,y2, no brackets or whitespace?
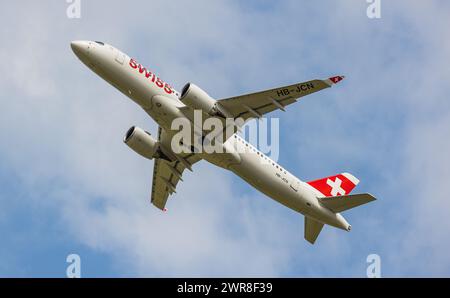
180,83,227,117
123,126,159,160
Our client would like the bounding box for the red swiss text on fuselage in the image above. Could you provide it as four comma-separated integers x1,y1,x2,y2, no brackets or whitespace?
129,58,173,95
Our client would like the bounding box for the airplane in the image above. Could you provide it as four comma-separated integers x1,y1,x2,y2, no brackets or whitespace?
71,40,376,244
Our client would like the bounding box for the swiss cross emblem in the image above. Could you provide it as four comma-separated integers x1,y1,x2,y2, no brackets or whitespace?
329,76,344,84
326,177,346,196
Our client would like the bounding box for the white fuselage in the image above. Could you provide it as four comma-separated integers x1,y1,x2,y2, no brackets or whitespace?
71,41,350,230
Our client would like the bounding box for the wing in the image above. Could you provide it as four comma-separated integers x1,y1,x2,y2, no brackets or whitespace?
151,127,202,210
218,76,345,123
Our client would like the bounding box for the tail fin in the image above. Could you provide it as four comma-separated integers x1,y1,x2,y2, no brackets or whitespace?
306,172,359,197
304,216,324,244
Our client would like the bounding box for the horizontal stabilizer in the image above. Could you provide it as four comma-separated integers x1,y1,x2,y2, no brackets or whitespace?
319,193,376,213
304,216,325,244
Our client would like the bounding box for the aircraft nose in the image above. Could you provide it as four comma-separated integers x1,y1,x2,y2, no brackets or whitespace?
70,40,89,57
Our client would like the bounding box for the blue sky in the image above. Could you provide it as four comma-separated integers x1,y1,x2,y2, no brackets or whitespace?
1,0,450,277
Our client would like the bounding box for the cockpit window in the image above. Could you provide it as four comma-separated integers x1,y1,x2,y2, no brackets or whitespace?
95,41,104,45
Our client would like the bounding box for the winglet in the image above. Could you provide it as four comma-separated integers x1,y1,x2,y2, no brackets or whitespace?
326,75,345,86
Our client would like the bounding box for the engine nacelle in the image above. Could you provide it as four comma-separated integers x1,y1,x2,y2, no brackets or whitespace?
123,126,159,160
180,83,225,116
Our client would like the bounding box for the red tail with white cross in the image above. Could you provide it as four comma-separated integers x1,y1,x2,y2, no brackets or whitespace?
306,173,360,197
